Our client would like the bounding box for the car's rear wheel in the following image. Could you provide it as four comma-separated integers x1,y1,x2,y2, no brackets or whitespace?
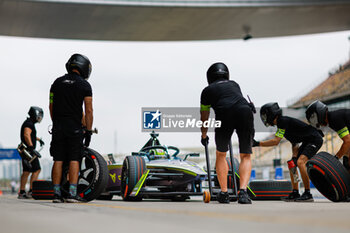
121,156,146,201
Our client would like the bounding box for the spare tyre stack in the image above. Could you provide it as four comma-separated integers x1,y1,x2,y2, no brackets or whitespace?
32,180,54,200
307,151,350,202
248,180,292,200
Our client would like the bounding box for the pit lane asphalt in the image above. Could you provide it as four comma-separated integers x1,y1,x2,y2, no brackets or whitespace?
1,195,349,233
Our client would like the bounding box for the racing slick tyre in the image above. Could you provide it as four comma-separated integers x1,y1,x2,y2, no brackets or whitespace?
121,156,147,201
307,152,350,202
32,180,54,200
248,180,292,200
61,148,109,202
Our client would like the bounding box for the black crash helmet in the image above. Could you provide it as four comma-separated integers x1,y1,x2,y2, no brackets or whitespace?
66,54,92,80
206,62,229,84
28,106,43,123
305,100,328,128
260,102,282,127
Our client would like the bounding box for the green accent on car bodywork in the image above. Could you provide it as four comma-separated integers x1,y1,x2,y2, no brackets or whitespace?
167,167,197,176
130,170,150,197
337,127,349,139
200,104,211,111
275,128,285,138
147,164,199,176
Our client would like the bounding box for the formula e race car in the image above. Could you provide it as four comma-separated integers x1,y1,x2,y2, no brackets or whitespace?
100,131,206,201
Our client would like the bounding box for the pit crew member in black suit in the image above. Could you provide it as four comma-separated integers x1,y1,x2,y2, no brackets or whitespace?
253,103,323,202
306,100,350,172
18,106,44,199
49,54,94,203
200,62,255,204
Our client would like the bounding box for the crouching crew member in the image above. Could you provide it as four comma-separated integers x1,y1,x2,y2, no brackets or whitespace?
253,103,323,202
49,54,94,203
306,100,350,172
200,62,255,204
18,106,44,199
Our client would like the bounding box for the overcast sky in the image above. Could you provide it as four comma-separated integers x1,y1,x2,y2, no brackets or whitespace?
1,30,350,158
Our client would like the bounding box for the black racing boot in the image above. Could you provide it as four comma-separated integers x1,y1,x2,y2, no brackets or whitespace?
17,190,29,199
27,189,33,199
295,191,314,202
66,195,86,203
216,191,230,204
52,194,64,203
281,190,300,202
238,189,252,204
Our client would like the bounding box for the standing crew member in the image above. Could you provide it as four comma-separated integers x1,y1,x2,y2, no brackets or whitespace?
200,62,255,204
18,107,44,199
49,54,93,203
253,103,323,202
306,100,350,171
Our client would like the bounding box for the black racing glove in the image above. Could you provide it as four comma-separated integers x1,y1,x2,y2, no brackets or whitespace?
252,139,260,147
201,136,209,147
84,130,93,147
26,146,41,158
38,138,45,147
32,149,41,158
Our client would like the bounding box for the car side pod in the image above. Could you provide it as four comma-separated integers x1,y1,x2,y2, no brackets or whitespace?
307,151,350,202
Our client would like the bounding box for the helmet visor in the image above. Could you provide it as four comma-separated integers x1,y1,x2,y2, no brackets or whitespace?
37,116,42,123
86,64,92,80
308,113,319,128
261,113,269,127
36,110,43,123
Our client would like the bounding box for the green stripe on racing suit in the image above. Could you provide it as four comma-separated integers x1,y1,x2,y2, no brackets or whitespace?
337,126,349,139
200,104,211,111
275,128,286,138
